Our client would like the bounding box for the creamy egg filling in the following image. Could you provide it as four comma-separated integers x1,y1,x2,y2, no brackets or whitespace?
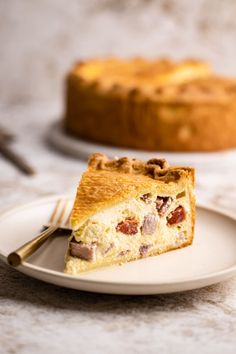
70,190,191,264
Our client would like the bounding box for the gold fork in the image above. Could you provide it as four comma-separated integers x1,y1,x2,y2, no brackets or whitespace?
7,199,71,267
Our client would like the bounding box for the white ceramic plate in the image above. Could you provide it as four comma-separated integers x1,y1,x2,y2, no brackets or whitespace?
0,195,236,295
48,121,236,170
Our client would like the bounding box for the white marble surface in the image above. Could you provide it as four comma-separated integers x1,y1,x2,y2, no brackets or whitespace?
0,102,236,354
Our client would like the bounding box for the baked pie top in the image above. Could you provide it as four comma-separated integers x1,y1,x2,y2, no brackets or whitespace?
70,154,194,230
72,58,210,90
154,76,236,103
69,58,236,103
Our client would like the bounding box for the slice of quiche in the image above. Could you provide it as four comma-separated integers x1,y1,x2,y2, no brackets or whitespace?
65,153,195,275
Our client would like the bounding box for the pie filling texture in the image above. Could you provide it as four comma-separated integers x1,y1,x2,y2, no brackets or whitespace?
69,192,189,263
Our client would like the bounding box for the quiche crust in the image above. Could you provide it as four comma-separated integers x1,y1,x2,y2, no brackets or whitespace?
65,154,195,275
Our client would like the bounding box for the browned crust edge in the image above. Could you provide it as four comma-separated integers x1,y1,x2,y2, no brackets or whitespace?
88,153,193,182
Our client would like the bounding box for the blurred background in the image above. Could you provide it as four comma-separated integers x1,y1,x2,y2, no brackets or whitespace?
0,0,236,210
1,0,236,107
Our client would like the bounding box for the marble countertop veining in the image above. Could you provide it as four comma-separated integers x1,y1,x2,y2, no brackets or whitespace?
0,102,236,354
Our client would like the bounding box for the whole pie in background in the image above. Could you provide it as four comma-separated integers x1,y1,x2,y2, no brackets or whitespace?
64,57,236,152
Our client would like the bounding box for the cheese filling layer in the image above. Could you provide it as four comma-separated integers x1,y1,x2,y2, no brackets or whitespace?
69,190,191,263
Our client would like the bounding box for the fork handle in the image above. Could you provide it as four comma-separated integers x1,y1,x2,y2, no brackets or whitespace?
7,225,58,267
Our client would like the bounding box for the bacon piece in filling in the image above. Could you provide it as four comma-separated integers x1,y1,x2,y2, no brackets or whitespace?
116,218,139,235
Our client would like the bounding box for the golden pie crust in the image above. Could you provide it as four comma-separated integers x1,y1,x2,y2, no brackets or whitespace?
70,153,195,232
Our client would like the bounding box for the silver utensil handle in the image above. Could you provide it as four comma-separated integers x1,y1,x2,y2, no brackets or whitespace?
0,143,35,175
7,225,58,267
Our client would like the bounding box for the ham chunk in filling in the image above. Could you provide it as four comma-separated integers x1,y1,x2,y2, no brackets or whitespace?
70,239,97,261
141,214,158,235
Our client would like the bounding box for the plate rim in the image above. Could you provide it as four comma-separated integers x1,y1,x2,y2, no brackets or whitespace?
0,194,236,290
